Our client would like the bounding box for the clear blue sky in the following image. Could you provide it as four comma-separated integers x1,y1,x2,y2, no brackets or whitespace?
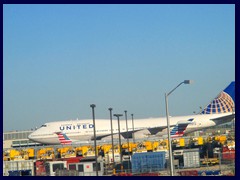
3,4,235,131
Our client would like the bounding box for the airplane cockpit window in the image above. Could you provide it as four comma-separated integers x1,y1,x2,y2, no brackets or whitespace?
41,125,47,127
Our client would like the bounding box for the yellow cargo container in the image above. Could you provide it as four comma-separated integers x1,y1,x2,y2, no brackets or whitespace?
144,141,153,151
198,137,203,145
101,144,112,154
152,141,159,151
37,147,55,160
57,146,76,158
219,135,227,144
9,149,21,161
26,148,35,159
75,145,91,156
179,138,185,147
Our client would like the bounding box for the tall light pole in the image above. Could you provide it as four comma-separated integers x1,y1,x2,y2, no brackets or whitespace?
108,108,115,169
231,105,235,135
90,104,98,176
114,114,123,172
124,111,130,154
165,80,193,176
131,114,135,144
124,110,130,172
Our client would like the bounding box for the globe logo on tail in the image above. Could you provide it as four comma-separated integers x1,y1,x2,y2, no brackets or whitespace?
201,91,234,114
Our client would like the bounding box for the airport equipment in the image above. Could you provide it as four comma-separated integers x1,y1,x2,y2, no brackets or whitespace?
45,161,67,176
183,148,200,168
57,146,76,158
75,145,91,157
9,149,34,161
131,151,166,174
173,148,200,168
3,160,35,176
37,147,55,160
3,150,10,161
122,142,138,153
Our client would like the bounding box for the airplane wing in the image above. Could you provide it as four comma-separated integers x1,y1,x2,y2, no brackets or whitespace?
92,126,174,140
90,126,168,140
210,113,235,126
147,126,169,135
91,130,141,140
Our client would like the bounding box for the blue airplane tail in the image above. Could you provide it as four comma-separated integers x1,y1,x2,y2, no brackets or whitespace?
201,81,235,114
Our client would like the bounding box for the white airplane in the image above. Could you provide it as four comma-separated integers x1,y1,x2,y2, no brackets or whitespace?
28,81,235,145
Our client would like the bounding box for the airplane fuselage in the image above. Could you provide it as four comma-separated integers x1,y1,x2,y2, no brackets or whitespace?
28,113,232,145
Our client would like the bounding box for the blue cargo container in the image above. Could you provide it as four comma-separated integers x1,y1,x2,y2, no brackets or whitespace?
131,151,166,174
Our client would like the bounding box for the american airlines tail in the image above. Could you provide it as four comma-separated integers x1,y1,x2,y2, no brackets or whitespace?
56,132,89,145
170,118,193,138
201,81,235,114
55,132,72,145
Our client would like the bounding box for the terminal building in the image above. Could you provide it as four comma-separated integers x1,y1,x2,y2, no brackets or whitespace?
3,130,43,149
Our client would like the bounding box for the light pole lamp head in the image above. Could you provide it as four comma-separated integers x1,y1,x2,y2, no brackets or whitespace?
90,104,96,108
183,80,193,84
108,108,113,111
114,114,123,117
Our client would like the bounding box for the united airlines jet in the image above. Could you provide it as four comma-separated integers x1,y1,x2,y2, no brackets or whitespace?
28,81,235,145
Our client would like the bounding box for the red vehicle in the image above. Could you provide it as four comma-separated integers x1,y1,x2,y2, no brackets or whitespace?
35,160,46,176
35,156,83,176
222,146,235,160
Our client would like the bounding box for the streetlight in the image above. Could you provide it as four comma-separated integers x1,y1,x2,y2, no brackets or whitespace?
108,108,115,169
90,104,98,176
114,114,123,172
165,80,193,176
131,114,135,143
124,110,130,172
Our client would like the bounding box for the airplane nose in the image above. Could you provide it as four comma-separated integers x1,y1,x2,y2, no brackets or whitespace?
28,133,33,140
28,134,32,140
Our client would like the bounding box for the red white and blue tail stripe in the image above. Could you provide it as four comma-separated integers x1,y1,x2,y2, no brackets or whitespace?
55,132,72,145
170,118,193,138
